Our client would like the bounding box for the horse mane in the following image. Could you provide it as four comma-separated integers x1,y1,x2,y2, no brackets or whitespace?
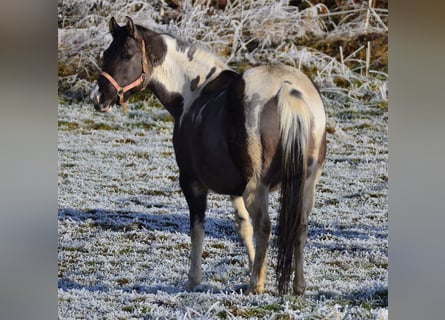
140,25,228,68
170,35,229,72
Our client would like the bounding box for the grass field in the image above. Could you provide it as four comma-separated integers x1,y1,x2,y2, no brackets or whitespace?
58,1,387,318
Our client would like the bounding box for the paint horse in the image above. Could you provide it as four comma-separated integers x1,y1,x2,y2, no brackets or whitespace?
91,16,326,295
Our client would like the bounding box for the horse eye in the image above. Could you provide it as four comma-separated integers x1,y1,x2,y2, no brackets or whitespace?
123,53,132,61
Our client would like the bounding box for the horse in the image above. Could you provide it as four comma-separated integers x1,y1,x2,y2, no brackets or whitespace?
91,16,326,296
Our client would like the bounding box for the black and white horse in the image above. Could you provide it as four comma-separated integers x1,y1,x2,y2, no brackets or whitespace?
91,16,326,295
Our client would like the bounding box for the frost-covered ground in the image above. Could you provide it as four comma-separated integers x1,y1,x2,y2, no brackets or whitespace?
58,94,387,318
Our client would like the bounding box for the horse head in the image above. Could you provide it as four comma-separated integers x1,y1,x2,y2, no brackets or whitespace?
91,16,160,113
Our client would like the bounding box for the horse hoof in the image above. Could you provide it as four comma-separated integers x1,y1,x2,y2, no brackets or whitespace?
184,280,198,292
251,287,265,295
235,284,264,296
293,285,306,296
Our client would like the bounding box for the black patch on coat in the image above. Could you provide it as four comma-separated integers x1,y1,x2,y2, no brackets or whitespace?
175,38,188,52
224,72,251,182
307,157,314,167
140,28,167,67
290,89,302,98
190,76,200,91
175,39,197,61
148,79,183,120
205,67,216,80
172,70,248,196
202,70,238,94
187,46,197,61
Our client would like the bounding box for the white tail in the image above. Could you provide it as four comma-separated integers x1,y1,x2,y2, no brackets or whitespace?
276,81,311,294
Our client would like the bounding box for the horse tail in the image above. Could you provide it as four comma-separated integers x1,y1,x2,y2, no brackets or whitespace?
276,81,311,294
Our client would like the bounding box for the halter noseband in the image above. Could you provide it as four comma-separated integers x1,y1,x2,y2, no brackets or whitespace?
100,39,149,113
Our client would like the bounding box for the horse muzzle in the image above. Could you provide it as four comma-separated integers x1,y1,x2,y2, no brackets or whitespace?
90,84,112,113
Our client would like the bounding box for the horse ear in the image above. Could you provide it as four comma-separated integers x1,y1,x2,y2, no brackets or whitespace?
125,16,137,38
109,17,119,35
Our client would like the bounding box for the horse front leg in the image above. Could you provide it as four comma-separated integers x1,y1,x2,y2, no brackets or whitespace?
180,174,208,291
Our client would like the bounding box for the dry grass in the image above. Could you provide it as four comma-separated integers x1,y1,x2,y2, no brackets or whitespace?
58,0,387,109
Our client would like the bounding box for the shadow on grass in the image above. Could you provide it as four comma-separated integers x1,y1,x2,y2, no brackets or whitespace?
308,286,388,309
58,207,238,240
58,278,185,295
58,278,110,293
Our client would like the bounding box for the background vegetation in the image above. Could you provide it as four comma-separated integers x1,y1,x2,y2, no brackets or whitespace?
58,0,387,110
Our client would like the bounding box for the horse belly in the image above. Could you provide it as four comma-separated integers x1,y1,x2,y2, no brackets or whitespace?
195,137,246,195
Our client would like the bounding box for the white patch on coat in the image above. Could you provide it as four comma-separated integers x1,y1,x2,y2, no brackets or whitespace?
149,35,229,125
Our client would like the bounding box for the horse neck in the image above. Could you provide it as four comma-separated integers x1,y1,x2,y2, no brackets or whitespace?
148,35,229,119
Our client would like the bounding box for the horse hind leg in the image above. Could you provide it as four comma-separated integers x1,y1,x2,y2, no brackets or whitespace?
231,196,255,270
293,162,323,295
180,175,208,291
244,182,271,294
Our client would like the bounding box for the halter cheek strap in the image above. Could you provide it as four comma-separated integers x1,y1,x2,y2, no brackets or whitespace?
101,39,149,113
